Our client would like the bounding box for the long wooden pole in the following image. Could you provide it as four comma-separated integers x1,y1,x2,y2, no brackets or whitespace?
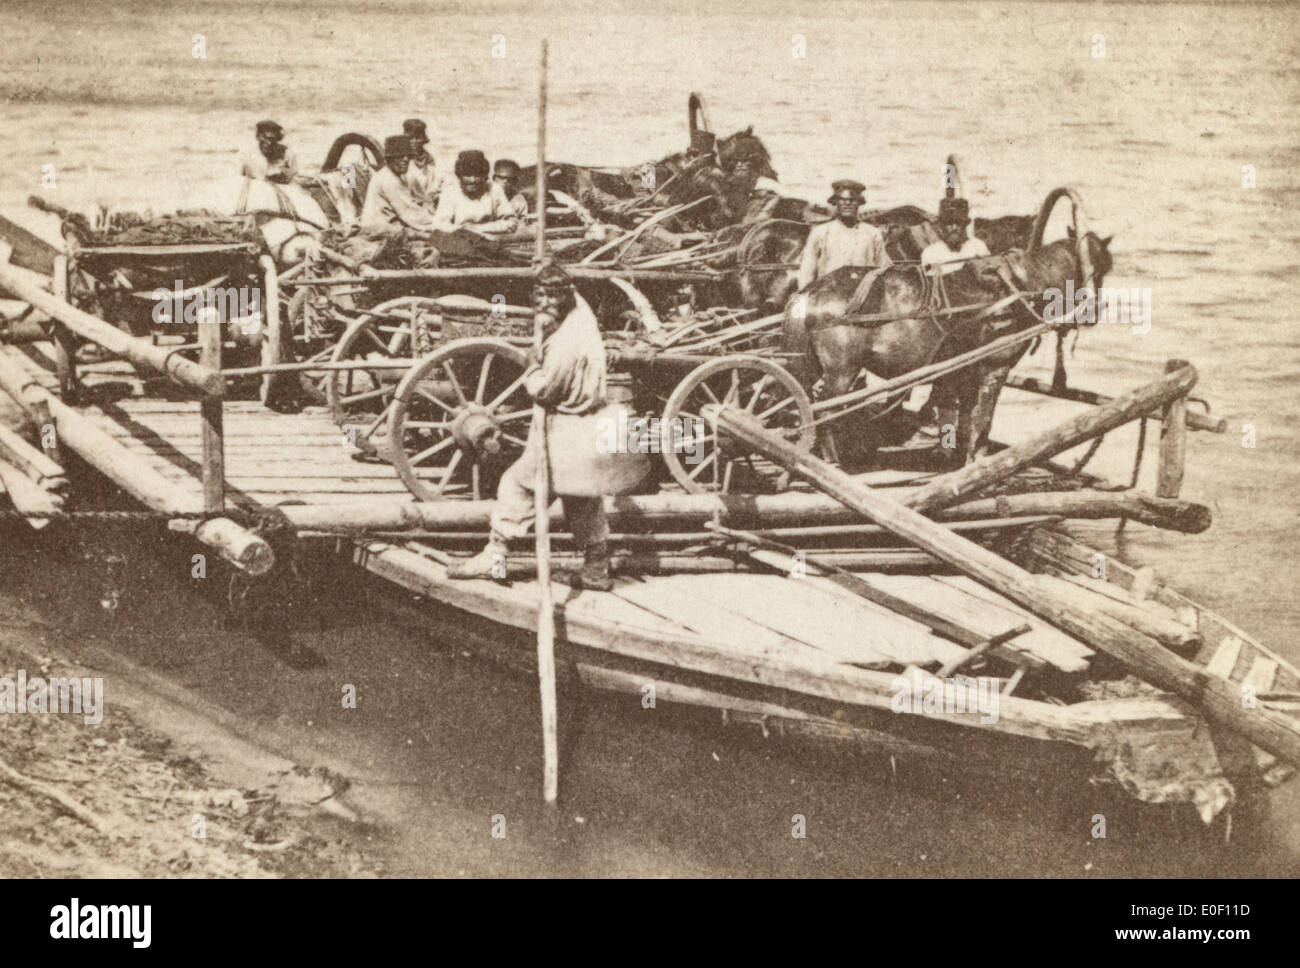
706,404,1300,768
533,39,559,806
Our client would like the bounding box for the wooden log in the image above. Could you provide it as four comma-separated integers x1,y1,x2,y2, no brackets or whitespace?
271,486,1210,536
279,265,718,288
198,317,224,512
0,348,272,573
1006,374,1226,433
1157,359,1188,498
1034,574,1199,653
0,252,224,396
456,549,945,578
706,403,1300,769
171,518,275,577
906,363,1198,513
0,423,63,487
0,459,61,527
50,254,76,396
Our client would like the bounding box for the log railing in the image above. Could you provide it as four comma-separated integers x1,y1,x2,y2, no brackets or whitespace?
0,251,271,575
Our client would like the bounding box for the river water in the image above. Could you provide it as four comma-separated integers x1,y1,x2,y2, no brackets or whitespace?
1,0,1298,875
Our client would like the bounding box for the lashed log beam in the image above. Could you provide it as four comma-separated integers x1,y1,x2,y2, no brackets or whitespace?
1005,374,1226,433
705,403,1300,769
906,363,1198,513
0,253,224,397
271,486,1210,535
0,348,272,575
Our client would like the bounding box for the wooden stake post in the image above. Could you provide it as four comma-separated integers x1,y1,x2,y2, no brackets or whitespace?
533,39,560,806
1157,359,1189,498
198,314,225,512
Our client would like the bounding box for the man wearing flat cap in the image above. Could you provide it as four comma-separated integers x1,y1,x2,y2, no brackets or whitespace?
239,120,299,184
796,179,891,290
921,196,989,276
402,118,439,209
359,134,439,238
449,262,614,590
433,149,520,235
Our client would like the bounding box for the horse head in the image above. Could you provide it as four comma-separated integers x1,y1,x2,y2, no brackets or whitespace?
717,128,778,181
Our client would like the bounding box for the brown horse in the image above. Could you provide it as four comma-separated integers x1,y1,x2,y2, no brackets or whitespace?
781,232,1113,465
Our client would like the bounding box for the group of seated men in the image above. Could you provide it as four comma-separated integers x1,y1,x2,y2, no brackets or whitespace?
239,118,529,241
241,119,993,284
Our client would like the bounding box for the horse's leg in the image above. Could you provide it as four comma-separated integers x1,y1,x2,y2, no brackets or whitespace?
967,362,1014,460
928,374,963,459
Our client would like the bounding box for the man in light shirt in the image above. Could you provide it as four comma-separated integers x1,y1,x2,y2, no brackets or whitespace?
239,120,298,184
359,135,438,239
921,197,990,275
433,150,520,235
403,118,439,209
493,159,530,219
796,180,891,290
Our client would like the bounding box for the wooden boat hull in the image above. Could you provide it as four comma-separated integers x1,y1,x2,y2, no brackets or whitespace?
346,522,1298,823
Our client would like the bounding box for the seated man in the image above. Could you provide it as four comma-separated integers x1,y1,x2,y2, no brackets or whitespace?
921,197,990,275
239,120,298,184
493,159,529,219
403,118,439,208
448,263,613,591
433,150,520,235
796,180,891,290
359,135,438,239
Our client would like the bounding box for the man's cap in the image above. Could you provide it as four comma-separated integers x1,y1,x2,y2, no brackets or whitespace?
493,158,521,177
690,130,716,153
828,179,866,204
402,119,429,144
255,120,284,140
535,261,573,293
455,149,491,178
383,135,413,160
937,197,971,225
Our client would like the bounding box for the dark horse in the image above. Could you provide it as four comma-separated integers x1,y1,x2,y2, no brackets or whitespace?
780,232,1113,466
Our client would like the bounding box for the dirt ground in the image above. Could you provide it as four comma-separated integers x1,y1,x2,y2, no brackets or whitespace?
0,637,384,878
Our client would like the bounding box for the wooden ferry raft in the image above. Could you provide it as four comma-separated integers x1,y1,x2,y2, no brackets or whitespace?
0,254,1297,821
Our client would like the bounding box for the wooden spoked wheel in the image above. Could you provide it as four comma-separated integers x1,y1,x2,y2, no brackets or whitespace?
326,297,444,455
387,338,532,502
660,355,814,494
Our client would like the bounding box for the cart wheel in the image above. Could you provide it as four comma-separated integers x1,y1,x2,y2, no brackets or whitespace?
326,297,444,454
387,338,532,501
661,355,814,494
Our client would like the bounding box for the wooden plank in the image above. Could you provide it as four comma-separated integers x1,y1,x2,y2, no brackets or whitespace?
1205,637,1242,680
709,403,1300,768
659,572,956,668
1243,656,1279,694
611,578,821,658
884,574,1090,673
